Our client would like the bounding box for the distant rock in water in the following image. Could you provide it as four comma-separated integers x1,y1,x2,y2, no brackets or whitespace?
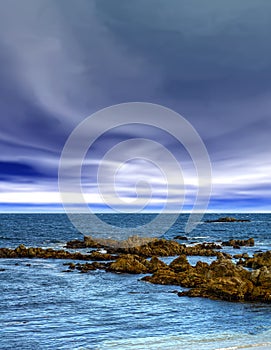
174,235,188,241
205,216,250,223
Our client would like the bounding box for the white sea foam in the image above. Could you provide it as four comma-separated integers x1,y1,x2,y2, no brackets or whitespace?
216,342,271,350
101,331,271,350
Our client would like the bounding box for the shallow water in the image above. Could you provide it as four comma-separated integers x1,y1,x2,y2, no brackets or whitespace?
0,213,270,349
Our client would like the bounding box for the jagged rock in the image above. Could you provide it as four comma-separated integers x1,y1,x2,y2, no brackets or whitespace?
242,251,271,269
179,277,254,302
169,255,191,273
108,239,186,257
108,255,150,274
184,245,220,257
148,257,168,272
142,268,180,285
143,253,271,303
109,239,222,258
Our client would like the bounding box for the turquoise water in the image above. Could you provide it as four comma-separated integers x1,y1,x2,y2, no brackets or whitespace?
0,213,271,349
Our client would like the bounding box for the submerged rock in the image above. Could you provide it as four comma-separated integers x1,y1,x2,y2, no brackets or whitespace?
174,235,188,240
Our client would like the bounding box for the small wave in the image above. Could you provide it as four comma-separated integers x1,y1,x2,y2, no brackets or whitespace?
192,236,210,239
4,320,29,326
216,342,271,350
0,236,12,240
42,239,65,244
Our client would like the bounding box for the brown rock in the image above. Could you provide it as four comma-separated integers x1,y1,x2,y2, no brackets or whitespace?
169,255,191,272
205,216,250,223
88,251,118,261
174,235,188,240
142,268,180,285
180,277,254,302
242,251,271,269
222,238,254,247
148,257,168,272
108,255,149,274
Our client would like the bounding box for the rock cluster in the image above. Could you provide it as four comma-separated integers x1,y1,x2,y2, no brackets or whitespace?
67,236,225,258
240,251,271,269
143,255,271,303
1,235,270,304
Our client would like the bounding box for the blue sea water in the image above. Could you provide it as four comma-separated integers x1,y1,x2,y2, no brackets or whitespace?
0,213,271,350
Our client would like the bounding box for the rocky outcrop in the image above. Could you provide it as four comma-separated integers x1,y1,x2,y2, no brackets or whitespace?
88,251,117,261
66,236,223,258
3,237,271,303
111,239,185,257
143,254,271,303
66,236,227,258
179,263,271,303
222,238,254,248
66,235,156,249
205,217,250,223
108,254,150,274
0,244,117,261
107,254,167,274
179,276,255,302
169,255,191,273
108,239,224,258
148,256,168,272
241,250,271,269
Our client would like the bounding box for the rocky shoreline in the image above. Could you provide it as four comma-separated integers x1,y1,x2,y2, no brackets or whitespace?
0,235,270,303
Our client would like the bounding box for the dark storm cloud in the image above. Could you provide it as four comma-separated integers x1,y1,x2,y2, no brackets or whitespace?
0,0,270,210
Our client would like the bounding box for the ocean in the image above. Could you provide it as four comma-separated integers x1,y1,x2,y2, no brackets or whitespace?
0,213,271,350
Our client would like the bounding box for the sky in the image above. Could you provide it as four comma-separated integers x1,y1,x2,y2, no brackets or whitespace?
0,0,271,213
